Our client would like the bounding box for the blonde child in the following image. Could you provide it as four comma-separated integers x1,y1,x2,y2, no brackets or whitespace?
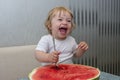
35,6,88,66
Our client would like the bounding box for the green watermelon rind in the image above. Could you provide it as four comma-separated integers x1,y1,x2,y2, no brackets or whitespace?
29,64,100,80
87,68,100,80
29,67,39,80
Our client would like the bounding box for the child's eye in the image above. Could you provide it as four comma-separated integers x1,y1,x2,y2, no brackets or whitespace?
67,20,71,22
58,19,63,21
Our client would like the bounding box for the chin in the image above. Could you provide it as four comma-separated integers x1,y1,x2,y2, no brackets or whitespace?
59,36,67,40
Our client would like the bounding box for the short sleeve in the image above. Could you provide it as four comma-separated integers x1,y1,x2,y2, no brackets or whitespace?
71,37,78,54
36,36,49,52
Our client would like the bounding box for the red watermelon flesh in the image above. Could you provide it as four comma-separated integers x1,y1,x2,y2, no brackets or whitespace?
29,64,100,80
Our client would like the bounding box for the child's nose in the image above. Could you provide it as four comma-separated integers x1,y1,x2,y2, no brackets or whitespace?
62,20,67,24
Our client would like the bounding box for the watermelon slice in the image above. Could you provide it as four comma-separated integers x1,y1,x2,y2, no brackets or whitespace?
29,64,100,80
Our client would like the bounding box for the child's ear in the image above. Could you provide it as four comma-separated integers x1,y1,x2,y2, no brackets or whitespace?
48,25,52,30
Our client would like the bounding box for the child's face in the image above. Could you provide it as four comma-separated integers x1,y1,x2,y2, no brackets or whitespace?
50,12,72,40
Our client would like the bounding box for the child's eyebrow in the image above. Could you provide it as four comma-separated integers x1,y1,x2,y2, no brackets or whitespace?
58,17,72,21
58,16,72,19
67,18,72,19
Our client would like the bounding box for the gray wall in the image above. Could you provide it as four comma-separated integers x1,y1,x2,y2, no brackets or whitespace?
69,0,120,76
0,0,69,47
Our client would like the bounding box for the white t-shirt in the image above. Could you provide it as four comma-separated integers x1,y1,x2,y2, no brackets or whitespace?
36,34,78,66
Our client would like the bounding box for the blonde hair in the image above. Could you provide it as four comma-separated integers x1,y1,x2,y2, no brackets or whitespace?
44,6,75,34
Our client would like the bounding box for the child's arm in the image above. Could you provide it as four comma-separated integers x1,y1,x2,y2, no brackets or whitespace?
74,41,88,57
35,50,60,63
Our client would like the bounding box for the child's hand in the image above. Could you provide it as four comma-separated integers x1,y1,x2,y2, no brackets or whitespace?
47,51,60,63
77,41,88,53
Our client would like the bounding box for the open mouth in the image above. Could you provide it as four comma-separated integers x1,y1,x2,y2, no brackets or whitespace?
59,27,68,34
